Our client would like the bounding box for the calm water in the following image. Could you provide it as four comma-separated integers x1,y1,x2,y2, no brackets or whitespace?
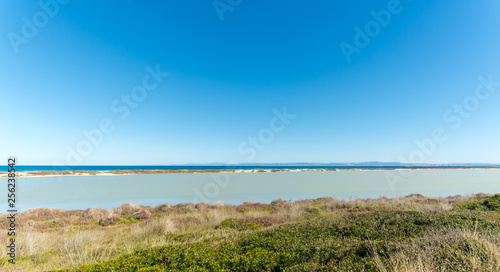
3,169,500,211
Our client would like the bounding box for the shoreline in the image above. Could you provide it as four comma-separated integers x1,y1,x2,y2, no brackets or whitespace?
0,167,499,178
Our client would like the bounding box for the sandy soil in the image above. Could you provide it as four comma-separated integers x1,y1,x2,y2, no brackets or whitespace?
0,167,498,178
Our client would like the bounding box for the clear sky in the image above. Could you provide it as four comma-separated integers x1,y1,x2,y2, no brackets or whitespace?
1,0,500,165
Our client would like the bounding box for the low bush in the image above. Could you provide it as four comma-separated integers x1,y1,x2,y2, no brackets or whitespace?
460,194,500,211
215,218,262,231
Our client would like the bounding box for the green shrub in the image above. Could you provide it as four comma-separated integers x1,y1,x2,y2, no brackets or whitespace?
215,218,263,231
304,207,321,216
461,194,500,211
483,194,500,210
460,201,488,211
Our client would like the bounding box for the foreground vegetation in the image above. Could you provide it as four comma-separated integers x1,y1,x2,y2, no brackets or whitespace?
1,194,499,271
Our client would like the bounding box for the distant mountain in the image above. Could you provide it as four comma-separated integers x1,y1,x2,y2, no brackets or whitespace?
181,162,500,167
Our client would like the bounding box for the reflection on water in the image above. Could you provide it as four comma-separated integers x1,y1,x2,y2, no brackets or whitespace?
3,169,499,211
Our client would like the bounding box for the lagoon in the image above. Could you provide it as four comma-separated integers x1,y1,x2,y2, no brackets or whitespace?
5,169,500,211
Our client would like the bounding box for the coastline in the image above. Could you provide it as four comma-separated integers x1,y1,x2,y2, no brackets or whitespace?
1,167,499,178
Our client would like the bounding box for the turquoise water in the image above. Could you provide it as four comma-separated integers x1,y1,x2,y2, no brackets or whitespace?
3,169,500,211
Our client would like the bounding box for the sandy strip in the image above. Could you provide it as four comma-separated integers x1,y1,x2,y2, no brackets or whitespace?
0,167,498,178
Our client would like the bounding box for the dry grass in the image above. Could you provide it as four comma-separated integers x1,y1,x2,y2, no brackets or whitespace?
0,193,492,271
129,217,176,244
375,228,500,272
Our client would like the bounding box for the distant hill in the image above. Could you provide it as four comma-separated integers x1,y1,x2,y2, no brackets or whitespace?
183,162,500,167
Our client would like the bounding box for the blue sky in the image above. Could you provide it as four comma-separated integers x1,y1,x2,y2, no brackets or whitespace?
1,0,500,165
